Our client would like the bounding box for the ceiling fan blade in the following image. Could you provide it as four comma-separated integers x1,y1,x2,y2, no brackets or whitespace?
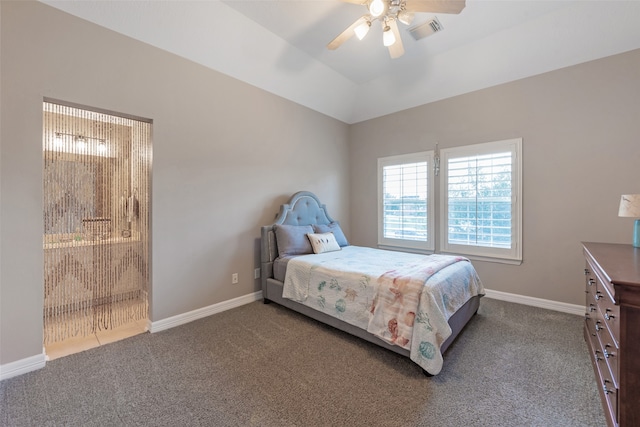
404,0,466,14
327,16,368,50
387,19,405,59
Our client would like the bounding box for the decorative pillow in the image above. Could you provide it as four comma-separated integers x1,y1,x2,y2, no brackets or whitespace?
274,224,314,257
313,222,349,247
307,232,341,254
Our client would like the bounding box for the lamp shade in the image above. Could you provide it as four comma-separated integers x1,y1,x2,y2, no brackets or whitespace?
618,194,640,217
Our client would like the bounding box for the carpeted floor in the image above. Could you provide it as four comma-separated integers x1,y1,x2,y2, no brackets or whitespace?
0,298,605,426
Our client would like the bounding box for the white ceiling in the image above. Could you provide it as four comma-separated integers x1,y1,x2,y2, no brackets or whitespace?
41,1,640,124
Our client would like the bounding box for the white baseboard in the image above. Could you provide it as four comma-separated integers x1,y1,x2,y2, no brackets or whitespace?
484,289,584,316
0,352,46,381
149,290,263,333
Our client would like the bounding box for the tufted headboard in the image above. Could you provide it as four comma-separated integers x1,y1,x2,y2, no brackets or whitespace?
260,191,336,291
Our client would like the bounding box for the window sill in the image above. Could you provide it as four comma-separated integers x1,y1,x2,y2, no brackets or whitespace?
440,251,522,265
376,244,522,265
377,244,434,255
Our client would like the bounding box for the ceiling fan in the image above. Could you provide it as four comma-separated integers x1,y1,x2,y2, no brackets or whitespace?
327,0,466,58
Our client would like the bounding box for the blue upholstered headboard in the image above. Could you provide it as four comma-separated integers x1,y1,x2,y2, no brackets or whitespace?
260,191,336,287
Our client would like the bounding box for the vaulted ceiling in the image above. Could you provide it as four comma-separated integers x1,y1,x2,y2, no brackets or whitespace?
41,1,640,124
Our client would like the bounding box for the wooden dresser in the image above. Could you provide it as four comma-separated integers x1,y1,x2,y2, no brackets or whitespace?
583,242,640,427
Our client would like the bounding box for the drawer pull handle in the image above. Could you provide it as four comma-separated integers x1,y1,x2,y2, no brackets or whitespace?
604,344,615,359
589,304,596,313
604,310,615,321
594,292,603,301
588,278,596,286
595,322,603,332
584,268,590,275
594,349,603,362
603,385,614,395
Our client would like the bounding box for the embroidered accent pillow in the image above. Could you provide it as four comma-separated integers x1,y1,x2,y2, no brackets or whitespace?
307,232,341,254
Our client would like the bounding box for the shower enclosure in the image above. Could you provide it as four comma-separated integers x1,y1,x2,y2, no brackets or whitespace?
42,101,151,344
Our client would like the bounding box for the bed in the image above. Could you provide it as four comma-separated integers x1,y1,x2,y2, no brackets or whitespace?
260,191,484,375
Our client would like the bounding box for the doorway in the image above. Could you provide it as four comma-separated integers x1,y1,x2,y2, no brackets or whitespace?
42,100,151,358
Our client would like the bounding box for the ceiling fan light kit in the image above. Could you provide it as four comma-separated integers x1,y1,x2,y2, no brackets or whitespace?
382,23,396,46
369,0,387,17
354,20,371,40
328,0,465,58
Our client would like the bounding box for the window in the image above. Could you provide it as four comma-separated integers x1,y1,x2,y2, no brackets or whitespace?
377,139,522,263
440,138,522,262
378,152,434,251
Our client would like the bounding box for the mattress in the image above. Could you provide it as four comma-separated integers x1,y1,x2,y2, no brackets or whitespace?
273,255,296,283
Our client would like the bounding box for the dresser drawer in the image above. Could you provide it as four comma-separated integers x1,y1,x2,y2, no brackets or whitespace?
585,317,618,425
585,280,597,316
587,260,621,346
585,293,597,320
587,258,616,300
586,262,606,310
585,315,599,344
597,293,620,346
595,307,620,388
600,374,618,426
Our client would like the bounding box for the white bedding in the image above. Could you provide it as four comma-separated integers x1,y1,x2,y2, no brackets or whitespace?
281,246,484,374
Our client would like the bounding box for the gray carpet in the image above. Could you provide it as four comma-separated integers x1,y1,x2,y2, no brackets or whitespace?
0,298,605,426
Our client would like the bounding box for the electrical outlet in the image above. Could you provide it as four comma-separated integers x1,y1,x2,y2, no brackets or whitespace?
232,273,238,284
254,268,260,279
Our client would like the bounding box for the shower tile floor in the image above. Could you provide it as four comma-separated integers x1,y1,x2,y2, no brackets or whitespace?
45,317,148,361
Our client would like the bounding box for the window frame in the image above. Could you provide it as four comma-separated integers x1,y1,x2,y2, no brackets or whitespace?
377,151,435,252
439,138,522,263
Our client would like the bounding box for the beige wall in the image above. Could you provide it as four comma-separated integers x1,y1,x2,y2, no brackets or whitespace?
349,48,640,306
0,2,350,365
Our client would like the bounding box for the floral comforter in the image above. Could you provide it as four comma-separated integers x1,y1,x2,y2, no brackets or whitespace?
281,246,484,374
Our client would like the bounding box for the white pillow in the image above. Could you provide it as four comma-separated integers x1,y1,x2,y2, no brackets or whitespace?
307,232,341,254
